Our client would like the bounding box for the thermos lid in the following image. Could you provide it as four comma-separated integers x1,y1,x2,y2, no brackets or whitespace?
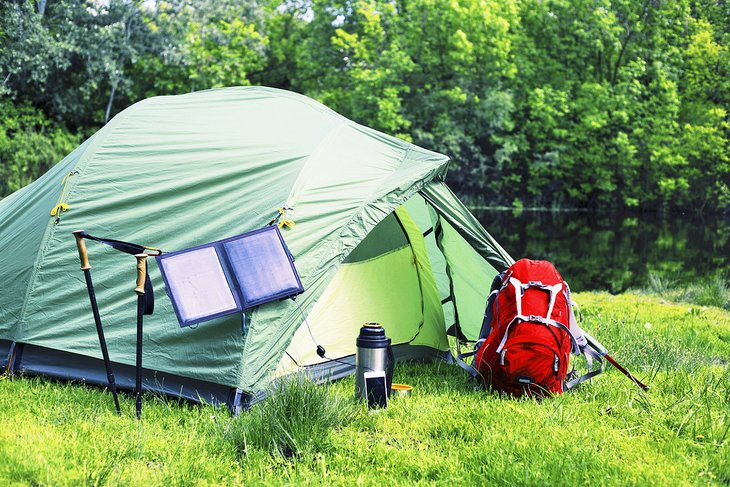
391,383,413,396
357,323,391,348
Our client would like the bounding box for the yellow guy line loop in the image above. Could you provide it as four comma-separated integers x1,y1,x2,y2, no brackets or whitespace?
269,205,295,229
51,170,78,223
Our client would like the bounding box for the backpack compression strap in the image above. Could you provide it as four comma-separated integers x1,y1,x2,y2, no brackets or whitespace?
494,278,578,354
453,297,498,379
78,231,161,315
454,350,481,381
453,272,505,381
560,281,605,389
570,330,649,391
564,345,605,390
563,283,650,392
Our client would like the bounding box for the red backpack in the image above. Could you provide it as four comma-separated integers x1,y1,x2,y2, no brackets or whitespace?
456,258,649,397
467,259,601,397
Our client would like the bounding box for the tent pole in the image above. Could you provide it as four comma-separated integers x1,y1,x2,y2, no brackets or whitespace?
4,341,17,376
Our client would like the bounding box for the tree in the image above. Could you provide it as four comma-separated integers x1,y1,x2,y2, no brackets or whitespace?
0,100,79,197
129,0,268,98
1,0,728,211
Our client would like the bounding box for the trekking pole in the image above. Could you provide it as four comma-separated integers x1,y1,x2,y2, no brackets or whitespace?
584,332,649,391
133,253,147,420
72,230,122,415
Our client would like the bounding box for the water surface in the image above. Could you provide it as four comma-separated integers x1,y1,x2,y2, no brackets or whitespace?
473,209,729,293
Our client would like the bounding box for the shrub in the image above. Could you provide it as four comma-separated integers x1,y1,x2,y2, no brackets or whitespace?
682,274,729,309
642,272,729,310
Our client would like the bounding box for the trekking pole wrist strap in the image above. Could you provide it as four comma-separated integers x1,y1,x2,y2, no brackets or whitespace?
78,231,160,315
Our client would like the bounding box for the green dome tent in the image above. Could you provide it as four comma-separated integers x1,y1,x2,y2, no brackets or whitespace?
0,87,512,408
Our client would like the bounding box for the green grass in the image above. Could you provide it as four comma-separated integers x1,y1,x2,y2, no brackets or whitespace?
1,292,728,485
220,376,367,458
643,272,730,310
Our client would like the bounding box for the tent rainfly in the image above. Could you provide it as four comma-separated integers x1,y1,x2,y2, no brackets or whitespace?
0,87,513,409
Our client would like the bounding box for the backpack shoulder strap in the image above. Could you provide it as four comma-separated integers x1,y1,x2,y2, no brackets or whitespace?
477,272,506,340
454,271,506,382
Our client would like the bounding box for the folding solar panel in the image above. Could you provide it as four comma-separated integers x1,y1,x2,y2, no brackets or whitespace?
222,228,303,308
157,226,303,327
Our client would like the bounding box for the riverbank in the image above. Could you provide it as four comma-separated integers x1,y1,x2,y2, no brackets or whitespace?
1,292,728,485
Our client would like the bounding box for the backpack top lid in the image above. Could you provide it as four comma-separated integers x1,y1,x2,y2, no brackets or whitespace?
506,259,564,285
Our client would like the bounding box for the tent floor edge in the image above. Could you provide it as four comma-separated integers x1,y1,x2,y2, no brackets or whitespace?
3,340,236,408
280,343,450,385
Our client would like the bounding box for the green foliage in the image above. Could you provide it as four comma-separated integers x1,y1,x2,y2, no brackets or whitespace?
1,0,152,127
684,274,729,309
502,0,718,210
130,0,267,98
0,293,728,484
0,0,728,212
0,101,79,198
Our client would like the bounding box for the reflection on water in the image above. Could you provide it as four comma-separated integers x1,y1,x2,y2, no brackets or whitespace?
474,209,729,293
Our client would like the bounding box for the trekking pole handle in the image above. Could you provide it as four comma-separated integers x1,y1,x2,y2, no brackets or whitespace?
134,254,147,295
72,230,91,271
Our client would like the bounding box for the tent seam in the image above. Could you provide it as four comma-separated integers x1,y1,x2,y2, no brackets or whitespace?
239,158,449,392
343,243,411,265
16,103,147,336
239,120,446,390
312,145,447,273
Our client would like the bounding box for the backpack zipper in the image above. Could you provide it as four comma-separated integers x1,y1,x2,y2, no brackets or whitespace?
500,349,507,366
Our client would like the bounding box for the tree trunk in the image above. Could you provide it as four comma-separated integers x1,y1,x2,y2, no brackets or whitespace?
104,14,135,125
104,82,117,125
36,0,47,16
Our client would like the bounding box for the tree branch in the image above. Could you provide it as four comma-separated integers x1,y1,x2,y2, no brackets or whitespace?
104,12,136,125
611,0,655,85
